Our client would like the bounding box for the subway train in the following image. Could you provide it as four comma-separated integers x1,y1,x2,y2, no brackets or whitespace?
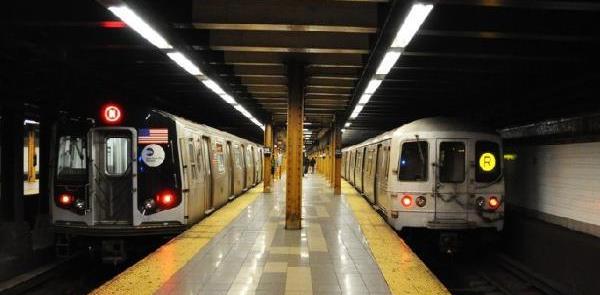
51,105,263,257
342,117,504,247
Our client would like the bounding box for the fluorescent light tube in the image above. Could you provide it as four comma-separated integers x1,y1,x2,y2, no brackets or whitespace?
358,94,372,104
364,79,382,94
376,51,401,75
251,118,262,126
391,3,433,48
24,119,40,125
350,104,364,119
108,6,172,49
219,94,236,104
345,122,351,128
234,105,252,118
166,52,202,76
202,79,226,95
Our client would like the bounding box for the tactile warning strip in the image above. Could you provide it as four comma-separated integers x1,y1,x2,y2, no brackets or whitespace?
341,180,450,295
91,185,263,295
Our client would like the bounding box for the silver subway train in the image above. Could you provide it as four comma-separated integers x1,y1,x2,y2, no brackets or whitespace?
342,117,504,233
51,107,263,244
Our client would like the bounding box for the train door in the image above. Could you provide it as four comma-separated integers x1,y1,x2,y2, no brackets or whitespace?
232,144,244,195
201,137,213,213
349,150,356,185
213,140,230,207
226,141,235,199
375,141,391,212
356,148,365,192
245,145,254,186
89,128,137,225
240,144,247,189
253,146,260,183
180,136,203,222
434,139,469,224
341,152,346,179
224,141,233,199
364,146,377,203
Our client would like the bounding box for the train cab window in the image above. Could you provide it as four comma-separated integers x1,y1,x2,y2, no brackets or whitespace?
439,142,465,183
398,141,428,181
57,136,87,181
476,141,501,182
105,137,130,175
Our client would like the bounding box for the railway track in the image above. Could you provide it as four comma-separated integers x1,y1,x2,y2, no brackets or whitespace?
401,231,567,295
0,239,164,295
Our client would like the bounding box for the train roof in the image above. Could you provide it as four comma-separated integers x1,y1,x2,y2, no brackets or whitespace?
153,109,262,146
343,117,498,151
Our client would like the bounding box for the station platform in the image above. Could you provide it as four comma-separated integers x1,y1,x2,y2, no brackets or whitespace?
92,175,448,295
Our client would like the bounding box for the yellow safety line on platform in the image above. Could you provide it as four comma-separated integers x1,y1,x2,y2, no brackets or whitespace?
342,181,450,295
91,184,264,295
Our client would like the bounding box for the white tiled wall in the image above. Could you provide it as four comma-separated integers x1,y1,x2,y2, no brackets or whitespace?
505,142,600,228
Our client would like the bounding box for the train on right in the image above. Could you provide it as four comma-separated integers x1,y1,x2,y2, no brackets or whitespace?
342,117,504,251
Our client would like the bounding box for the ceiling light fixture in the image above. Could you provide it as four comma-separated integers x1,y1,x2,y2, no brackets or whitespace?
166,52,202,76
345,2,433,129
108,5,172,49
391,3,434,48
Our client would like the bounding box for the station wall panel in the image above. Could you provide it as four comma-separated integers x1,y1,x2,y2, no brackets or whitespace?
505,142,600,237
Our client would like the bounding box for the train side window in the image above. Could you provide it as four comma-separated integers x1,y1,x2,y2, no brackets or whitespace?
187,139,198,179
398,141,428,181
476,141,501,182
215,143,226,173
439,142,465,183
105,137,130,175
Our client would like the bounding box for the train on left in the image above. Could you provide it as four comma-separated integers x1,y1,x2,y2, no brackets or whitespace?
51,104,264,260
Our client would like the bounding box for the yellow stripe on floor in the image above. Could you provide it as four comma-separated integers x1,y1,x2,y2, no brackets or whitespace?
91,184,264,295
342,181,450,295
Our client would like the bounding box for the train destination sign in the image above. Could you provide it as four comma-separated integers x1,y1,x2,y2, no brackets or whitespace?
479,152,496,172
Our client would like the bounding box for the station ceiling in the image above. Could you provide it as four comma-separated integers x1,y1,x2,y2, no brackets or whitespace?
4,0,600,145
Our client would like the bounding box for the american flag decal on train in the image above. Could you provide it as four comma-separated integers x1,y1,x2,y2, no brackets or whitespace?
138,128,169,144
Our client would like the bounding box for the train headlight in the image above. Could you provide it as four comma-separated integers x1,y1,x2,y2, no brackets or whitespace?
415,196,426,207
488,196,500,210
401,195,413,208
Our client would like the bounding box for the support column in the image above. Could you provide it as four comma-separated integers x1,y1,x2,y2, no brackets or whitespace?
26,128,36,183
38,106,57,215
263,121,273,193
333,127,342,195
0,105,25,222
285,63,304,230
330,131,335,186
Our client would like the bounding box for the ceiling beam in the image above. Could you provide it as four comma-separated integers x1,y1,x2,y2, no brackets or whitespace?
192,0,378,27
192,23,376,33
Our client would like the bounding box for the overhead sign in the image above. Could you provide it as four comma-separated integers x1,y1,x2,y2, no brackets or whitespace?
479,152,496,172
141,144,166,167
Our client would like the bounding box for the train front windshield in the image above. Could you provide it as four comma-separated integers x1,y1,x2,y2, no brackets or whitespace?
57,136,87,182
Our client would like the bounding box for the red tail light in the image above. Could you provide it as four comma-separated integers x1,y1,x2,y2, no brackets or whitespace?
56,193,75,208
155,189,178,209
488,196,500,210
401,195,413,208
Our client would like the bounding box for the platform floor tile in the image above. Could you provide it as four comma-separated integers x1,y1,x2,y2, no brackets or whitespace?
153,175,393,295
